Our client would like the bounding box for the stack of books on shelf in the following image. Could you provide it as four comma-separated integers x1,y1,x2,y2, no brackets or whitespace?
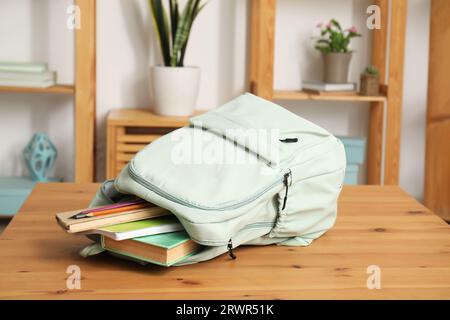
56,199,200,267
0,61,56,88
302,80,357,95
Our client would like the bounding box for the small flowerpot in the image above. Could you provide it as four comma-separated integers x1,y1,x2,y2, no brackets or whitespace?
360,74,380,96
150,66,200,117
322,52,352,83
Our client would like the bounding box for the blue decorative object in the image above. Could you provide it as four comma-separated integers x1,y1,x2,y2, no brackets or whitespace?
23,132,58,182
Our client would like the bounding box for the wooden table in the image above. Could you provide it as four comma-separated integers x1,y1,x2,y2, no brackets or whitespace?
1,183,449,299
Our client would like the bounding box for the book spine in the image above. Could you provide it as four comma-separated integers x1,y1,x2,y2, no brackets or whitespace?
0,71,55,81
0,79,55,88
0,64,48,73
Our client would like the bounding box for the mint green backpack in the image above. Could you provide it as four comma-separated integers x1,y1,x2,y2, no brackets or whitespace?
86,93,346,266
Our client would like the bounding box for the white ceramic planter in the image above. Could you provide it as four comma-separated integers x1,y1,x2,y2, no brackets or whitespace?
150,66,200,116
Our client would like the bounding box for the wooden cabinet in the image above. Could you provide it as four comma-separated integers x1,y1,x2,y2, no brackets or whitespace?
106,109,194,179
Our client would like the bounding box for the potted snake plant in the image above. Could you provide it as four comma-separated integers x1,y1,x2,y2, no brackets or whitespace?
315,19,361,83
149,0,206,116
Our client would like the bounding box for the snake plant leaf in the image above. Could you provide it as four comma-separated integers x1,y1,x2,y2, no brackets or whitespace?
148,0,205,67
171,0,197,66
169,0,179,47
149,0,171,66
178,0,207,66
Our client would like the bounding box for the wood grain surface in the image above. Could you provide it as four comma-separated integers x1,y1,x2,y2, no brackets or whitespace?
0,183,449,299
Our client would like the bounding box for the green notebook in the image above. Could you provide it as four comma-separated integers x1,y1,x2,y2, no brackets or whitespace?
89,215,183,240
102,231,200,267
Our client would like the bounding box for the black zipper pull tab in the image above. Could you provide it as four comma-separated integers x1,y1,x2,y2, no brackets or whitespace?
282,171,291,211
279,138,298,143
227,239,236,260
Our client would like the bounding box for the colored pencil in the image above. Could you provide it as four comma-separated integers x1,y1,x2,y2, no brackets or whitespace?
81,199,147,215
70,201,152,220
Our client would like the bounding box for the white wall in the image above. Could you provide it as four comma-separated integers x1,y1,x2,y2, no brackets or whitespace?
0,0,429,201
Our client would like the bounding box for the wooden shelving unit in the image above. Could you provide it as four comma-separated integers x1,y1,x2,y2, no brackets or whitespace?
0,0,96,182
0,85,75,95
274,90,387,102
249,0,407,185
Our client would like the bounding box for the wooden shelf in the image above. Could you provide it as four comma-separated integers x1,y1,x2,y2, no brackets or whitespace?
108,108,205,127
273,90,387,102
0,85,75,95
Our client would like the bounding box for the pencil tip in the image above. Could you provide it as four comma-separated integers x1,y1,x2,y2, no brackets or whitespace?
70,212,87,219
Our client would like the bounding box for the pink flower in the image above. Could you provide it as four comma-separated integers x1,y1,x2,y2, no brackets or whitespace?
316,22,323,28
326,22,332,29
348,26,358,33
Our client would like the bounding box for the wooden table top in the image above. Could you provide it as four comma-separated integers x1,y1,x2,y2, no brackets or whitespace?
0,183,449,299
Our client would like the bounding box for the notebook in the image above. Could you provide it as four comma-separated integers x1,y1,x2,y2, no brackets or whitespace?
303,89,357,96
0,79,55,88
56,206,171,233
102,231,200,267
302,80,356,92
0,61,48,73
88,215,184,240
0,70,55,82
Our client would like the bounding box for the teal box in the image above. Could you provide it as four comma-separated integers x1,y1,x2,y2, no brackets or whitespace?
0,177,35,217
344,164,359,185
337,136,367,165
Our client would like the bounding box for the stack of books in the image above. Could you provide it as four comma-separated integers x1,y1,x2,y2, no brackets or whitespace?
0,61,56,88
302,80,357,95
56,199,200,266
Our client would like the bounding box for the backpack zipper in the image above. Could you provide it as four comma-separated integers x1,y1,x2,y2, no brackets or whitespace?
227,239,236,259
281,170,292,211
227,221,274,258
189,221,275,247
279,138,298,143
128,161,288,211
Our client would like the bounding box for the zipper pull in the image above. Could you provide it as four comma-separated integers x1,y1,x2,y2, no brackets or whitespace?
227,239,236,260
279,138,298,143
282,171,291,211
